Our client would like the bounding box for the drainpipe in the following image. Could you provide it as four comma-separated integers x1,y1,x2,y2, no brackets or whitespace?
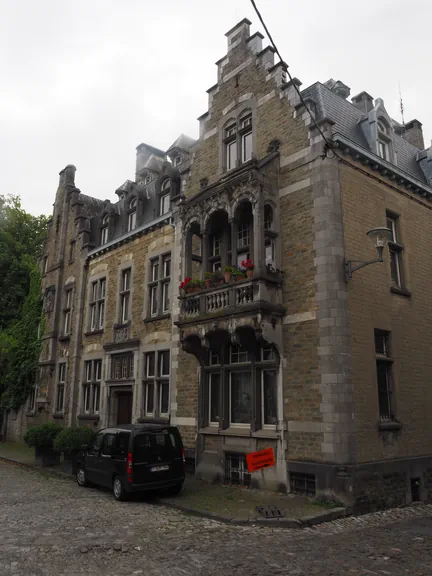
276,359,289,492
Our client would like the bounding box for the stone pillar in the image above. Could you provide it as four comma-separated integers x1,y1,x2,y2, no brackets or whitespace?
201,231,209,280
253,192,264,276
230,219,238,267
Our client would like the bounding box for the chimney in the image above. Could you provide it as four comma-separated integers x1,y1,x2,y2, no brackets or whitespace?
351,91,374,113
402,119,424,150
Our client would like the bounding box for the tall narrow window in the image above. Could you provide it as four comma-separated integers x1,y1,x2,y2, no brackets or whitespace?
63,290,73,335
386,213,404,289
89,278,106,331
375,330,395,421
224,121,237,170
69,240,76,263
100,215,109,245
119,269,131,323
239,113,252,163
143,350,170,418
160,180,171,215
128,197,137,231
28,387,37,413
43,255,48,274
56,364,66,412
83,359,102,415
147,253,171,317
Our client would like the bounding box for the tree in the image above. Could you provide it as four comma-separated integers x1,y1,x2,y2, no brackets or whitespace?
0,196,47,421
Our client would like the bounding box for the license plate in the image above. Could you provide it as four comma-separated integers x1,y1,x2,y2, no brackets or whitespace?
150,465,169,472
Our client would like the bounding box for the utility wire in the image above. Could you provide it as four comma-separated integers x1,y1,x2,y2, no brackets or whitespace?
249,0,335,154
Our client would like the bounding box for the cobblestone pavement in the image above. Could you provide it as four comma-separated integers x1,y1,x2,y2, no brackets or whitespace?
2,461,432,575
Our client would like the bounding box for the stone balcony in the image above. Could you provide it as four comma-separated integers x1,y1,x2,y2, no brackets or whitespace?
178,276,284,325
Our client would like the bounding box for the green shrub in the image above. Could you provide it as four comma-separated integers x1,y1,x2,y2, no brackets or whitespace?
53,426,96,453
24,423,63,449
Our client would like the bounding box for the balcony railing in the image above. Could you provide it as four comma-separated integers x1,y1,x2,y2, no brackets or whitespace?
179,277,281,320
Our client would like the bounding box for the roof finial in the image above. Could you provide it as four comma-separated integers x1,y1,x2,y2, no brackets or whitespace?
399,81,405,126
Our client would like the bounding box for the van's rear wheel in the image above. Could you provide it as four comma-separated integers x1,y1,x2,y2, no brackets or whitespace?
113,476,128,501
76,466,89,487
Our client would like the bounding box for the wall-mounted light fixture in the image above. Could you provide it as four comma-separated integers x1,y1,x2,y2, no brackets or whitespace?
344,227,392,281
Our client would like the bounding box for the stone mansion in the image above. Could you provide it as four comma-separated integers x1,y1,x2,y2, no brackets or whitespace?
6,18,432,511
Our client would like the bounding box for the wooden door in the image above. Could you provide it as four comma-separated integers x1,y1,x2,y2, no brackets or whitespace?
117,392,133,425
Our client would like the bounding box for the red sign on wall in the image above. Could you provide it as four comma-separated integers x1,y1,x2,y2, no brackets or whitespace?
246,448,275,473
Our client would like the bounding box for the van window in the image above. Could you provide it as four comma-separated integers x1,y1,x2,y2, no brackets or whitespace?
112,432,130,458
101,433,116,456
133,430,179,463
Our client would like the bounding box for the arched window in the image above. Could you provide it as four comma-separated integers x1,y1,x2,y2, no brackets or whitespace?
128,197,137,231
100,215,109,244
204,342,278,429
160,179,171,216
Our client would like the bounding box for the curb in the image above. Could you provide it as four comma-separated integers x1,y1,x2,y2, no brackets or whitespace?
0,456,75,482
157,499,347,529
0,456,348,528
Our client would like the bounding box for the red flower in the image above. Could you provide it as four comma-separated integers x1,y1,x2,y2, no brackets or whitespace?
179,277,192,289
241,259,254,269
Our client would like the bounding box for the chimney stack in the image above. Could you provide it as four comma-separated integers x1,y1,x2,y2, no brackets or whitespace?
351,91,374,113
402,119,424,150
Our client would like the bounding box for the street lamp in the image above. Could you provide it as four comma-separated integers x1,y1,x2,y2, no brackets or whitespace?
344,227,392,281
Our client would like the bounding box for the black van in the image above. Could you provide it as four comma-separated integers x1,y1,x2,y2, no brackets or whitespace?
75,424,185,500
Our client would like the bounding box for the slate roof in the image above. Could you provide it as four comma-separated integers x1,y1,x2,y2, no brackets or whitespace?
167,133,197,153
301,81,426,184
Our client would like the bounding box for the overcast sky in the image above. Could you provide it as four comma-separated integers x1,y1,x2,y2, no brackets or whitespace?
1,0,430,217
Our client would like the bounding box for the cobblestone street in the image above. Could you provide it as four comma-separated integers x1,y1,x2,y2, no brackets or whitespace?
2,461,432,575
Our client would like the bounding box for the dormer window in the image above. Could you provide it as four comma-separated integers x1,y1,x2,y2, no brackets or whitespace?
100,215,109,244
377,118,391,162
174,156,182,167
128,197,137,231
160,179,171,215
145,175,151,185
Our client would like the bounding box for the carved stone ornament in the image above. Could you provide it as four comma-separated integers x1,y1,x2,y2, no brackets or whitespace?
114,327,128,343
44,289,55,314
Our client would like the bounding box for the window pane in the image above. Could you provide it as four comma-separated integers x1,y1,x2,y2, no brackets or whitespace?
57,385,64,411
151,260,159,281
386,217,396,242
59,364,66,382
264,205,273,230
64,311,71,334
146,353,155,377
226,123,236,138
150,286,158,315
210,351,219,365
162,282,170,312
209,373,220,423
163,256,171,278
389,249,401,287
262,346,275,361
66,291,72,308
212,235,221,256
128,211,136,231
263,370,277,425
160,193,170,215
242,131,252,162
98,301,105,328
227,140,237,170
374,331,388,356
90,304,96,331
95,360,102,381
230,345,248,363
159,351,170,376
84,385,90,412
121,294,129,323
99,279,106,298
160,381,169,414
101,226,108,244
230,372,252,424
91,282,98,301
93,384,100,413
377,361,392,419
265,237,275,265
85,361,92,382
145,382,154,414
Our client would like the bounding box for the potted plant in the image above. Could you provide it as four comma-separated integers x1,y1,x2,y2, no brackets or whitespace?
204,272,212,289
224,266,234,283
179,277,191,296
189,278,202,293
242,259,255,279
211,270,224,286
232,265,246,281
54,426,96,475
24,422,63,467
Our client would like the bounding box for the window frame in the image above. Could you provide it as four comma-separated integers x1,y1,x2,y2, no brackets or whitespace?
142,350,170,418
159,179,171,216
63,289,73,336
374,330,396,421
386,212,405,289
89,278,106,332
127,197,137,232
110,352,134,381
56,363,66,413
119,268,131,324
100,215,109,245
82,359,102,415
147,253,171,318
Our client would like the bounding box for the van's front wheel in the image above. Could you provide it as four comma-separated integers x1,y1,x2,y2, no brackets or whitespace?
113,476,128,501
